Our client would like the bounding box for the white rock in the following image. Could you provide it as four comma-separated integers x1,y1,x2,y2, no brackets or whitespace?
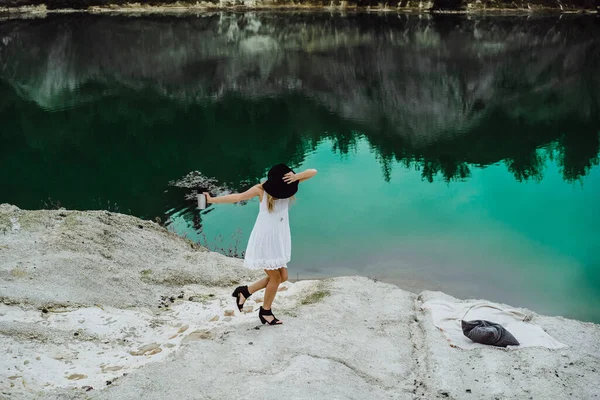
0,205,598,400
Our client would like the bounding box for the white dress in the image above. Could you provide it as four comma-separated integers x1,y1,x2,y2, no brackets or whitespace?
243,195,291,270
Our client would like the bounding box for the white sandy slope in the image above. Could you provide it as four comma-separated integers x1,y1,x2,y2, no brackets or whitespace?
1,204,599,400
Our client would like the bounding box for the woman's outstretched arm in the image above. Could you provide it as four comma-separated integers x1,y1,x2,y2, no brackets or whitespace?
283,168,318,184
205,184,262,204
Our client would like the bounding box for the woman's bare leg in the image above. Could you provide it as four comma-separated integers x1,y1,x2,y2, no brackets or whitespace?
279,266,288,282
236,276,269,308
262,269,282,323
248,276,269,294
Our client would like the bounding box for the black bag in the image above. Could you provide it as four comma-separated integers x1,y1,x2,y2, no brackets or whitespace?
461,320,520,347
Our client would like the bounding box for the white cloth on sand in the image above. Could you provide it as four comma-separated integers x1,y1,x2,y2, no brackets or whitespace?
421,297,567,350
243,195,291,270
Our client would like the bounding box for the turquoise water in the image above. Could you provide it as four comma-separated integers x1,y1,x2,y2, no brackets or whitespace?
1,13,599,321
175,138,600,322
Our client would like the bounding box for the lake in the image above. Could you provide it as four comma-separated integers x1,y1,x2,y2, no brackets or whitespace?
1,12,599,322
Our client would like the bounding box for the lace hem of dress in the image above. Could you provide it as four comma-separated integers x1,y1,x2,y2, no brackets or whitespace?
244,257,290,270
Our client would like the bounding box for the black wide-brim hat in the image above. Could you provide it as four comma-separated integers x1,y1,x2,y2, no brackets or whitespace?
262,164,298,199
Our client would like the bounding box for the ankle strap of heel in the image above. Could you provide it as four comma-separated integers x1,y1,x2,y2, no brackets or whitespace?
260,307,274,316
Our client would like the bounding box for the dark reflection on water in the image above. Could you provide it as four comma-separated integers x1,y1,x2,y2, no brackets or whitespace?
1,13,600,320
1,13,599,218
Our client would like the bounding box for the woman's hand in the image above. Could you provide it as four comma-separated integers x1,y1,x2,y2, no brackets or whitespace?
203,192,213,203
283,169,318,184
283,172,299,184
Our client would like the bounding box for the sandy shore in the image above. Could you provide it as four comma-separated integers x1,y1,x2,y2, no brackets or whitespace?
1,203,599,399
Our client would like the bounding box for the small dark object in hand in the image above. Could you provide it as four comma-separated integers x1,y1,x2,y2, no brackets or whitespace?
461,320,520,347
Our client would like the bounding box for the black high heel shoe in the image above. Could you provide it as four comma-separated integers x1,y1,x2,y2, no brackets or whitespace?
232,285,251,312
259,306,282,325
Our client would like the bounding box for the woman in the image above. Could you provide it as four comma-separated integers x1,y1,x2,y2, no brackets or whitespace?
204,164,317,325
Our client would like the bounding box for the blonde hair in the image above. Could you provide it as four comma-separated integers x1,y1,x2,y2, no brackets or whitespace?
266,192,294,213
267,193,276,213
